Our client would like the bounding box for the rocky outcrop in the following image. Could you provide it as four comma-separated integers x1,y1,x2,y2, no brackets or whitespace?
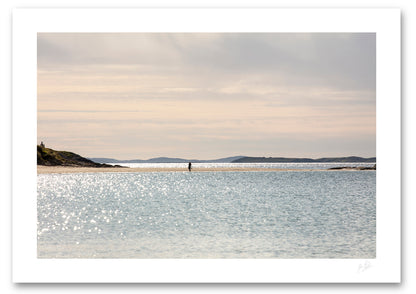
328,164,376,171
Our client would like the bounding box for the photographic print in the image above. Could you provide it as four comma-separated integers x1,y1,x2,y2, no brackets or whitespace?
13,8,400,283
36,32,376,259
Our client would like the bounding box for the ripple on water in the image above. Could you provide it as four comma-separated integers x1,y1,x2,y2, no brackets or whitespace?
37,170,376,258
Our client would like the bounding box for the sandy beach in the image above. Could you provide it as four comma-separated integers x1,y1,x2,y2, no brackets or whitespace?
37,165,327,174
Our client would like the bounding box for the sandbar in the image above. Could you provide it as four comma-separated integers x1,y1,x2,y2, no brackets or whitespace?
37,165,324,174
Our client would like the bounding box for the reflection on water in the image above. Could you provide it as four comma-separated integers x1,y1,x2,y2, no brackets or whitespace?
107,162,376,170
38,170,376,258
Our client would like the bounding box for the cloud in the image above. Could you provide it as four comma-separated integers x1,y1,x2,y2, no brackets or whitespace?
37,33,376,159
38,33,375,91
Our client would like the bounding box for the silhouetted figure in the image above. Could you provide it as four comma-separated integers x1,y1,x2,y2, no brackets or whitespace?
40,141,45,148
188,162,192,172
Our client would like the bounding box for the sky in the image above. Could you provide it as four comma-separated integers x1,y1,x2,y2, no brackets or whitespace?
37,33,376,160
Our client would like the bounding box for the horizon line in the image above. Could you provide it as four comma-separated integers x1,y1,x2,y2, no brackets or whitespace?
87,155,377,161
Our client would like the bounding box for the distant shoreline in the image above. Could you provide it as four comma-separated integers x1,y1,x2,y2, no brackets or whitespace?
37,165,375,174
90,155,376,164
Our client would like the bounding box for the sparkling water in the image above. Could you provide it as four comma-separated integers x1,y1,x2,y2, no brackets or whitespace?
37,169,376,258
107,162,375,170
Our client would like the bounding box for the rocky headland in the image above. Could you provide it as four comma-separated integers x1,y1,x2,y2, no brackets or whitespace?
37,145,123,168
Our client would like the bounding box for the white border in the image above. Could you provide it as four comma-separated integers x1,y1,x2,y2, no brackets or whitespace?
12,8,401,283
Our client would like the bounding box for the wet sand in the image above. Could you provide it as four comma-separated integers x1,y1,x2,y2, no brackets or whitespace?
37,165,323,174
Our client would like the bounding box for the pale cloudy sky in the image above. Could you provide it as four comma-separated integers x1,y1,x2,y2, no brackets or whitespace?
37,33,376,159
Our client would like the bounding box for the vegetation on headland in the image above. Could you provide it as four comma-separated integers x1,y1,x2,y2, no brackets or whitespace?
37,145,123,167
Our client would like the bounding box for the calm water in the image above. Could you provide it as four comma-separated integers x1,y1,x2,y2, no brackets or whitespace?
37,169,376,258
108,162,375,170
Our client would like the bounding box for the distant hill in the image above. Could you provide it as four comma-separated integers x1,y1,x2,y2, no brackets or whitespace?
88,155,375,164
89,156,245,164
37,145,122,167
232,156,376,163
201,156,245,163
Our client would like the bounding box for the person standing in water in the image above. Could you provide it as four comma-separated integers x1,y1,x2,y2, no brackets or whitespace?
188,162,192,172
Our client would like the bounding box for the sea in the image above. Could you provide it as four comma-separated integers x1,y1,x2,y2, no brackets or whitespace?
37,162,376,259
